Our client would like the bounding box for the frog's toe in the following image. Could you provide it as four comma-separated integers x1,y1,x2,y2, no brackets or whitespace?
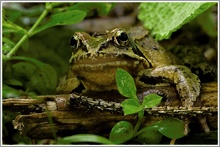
57,77,81,94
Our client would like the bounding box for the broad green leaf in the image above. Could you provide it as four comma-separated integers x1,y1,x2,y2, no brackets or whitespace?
152,117,185,139
33,10,86,35
9,56,57,95
11,62,35,80
138,2,217,40
121,99,142,115
142,94,162,108
136,129,163,144
27,66,56,94
116,68,137,99
57,134,114,144
109,121,133,144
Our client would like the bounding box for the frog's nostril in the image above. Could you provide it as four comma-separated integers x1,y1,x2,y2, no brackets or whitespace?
100,42,109,49
152,45,158,50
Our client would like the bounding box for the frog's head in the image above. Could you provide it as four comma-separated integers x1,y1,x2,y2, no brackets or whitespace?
68,28,150,91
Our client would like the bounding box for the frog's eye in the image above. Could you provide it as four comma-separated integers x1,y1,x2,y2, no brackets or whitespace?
69,34,80,50
114,30,129,47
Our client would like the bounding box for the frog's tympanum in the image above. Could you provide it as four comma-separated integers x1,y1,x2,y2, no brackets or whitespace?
57,26,201,108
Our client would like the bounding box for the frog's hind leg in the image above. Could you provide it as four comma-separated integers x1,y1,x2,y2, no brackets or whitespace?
138,65,201,108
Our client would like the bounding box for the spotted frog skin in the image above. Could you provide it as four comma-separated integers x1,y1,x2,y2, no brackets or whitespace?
57,26,201,108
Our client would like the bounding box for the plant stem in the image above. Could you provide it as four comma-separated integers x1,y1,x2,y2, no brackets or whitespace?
46,110,57,140
6,6,50,59
133,109,144,135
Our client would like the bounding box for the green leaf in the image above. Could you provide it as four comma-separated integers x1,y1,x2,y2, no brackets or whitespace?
138,2,217,40
152,117,185,139
116,68,137,99
3,84,24,98
3,9,27,35
9,56,57,95
27,66,56,94
109,121,133,144
11,62,35,80
121,99,142,115
136,129,163,144
142,94,162,108
57,134,114,144
4,79,23,87
68,3,113,16
33,10,86,34
2,37,15,55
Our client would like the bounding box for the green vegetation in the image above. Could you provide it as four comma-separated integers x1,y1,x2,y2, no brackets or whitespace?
3,2,113,97
109,69,185,144
55,69,185,144
2,2,216,98
2,2,217,145
138,2,217,40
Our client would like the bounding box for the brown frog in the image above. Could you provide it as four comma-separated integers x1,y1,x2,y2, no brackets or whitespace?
57,26,201,108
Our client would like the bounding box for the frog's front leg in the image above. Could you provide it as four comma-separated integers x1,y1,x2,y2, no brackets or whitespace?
138,65,201,108
56,71,81,94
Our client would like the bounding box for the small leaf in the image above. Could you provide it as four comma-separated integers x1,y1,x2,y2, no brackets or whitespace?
142,94,162,108
2,37,15,55
57,134,114,144
33,10,86,34
136,129,163,144
3,84,24,98
109,121,133,144
152,117,185,139
4,79,23,87
116,68,137,99
121,99,142,115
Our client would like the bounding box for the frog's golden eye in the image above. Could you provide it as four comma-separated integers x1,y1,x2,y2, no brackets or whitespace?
114,30,129,47
69,34,80,50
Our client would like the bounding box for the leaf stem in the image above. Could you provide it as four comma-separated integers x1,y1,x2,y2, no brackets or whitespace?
6,5,50,59
133,109,144,136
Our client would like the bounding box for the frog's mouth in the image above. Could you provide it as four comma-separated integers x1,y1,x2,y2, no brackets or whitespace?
72,56,142,70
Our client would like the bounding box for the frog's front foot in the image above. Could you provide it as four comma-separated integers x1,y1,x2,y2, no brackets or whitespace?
138,65,201,108
56,75,81,94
